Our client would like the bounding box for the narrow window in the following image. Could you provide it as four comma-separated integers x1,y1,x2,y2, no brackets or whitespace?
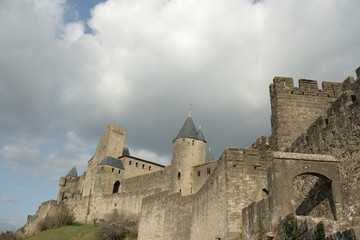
113,181,120,193
197,170,201,176
352,95,357,102
136,162,138,167
192,140,194,145
118,170,120,174
149,166,151,171
142,164,145,169
112,168,114,172
325,118,329,126
207,168,211,174
178,172,181,179
129,161,132,165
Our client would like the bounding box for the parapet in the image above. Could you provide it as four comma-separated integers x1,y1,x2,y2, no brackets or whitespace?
271,77,342,98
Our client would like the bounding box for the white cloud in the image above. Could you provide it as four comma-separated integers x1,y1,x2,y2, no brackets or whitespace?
0,132,91,177
130,148,170,166
0,0,359,175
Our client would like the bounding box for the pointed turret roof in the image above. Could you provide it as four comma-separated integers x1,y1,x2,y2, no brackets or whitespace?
197,126,206,143
98,156,125,170
205,148,215,162
66,166,78,177
175,116,198,140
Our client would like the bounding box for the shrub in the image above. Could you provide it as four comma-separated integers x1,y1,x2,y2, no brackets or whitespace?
257,213,265,240
96,210,137,240
282,214,299,240
314,222,325,240
0,231,22,240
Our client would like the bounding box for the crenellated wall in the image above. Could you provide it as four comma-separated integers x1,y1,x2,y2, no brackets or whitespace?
269,77,346,151
24,66,360,240
287,77,360,222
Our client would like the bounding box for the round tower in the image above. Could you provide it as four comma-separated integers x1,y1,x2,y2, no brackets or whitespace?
170,116,206,195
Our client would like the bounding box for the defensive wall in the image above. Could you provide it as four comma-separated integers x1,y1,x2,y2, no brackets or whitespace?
22,66,360,239
192,160,219,194
269,77,343,151
121,167,170,193
138,147,269,240
287,67,360,223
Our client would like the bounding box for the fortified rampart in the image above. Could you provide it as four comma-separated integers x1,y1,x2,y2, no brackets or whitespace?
287,68,360,224
269,77,343,151
22,66,360,240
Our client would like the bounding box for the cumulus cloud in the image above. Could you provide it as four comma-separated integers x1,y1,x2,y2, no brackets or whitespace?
0,0,359,176
0,131,91,177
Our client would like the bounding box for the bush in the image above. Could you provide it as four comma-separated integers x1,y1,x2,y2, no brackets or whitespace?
36,204,74,231
314,222,325,240
96,210,137,240
0,231,22,240
257,214,265,240
282,214,299,240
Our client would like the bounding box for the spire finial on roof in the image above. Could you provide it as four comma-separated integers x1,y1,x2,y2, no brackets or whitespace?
188,104,192,117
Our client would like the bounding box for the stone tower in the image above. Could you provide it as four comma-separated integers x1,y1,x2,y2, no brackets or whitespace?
170,115,206,195
81,124,126,196
269,78,342,151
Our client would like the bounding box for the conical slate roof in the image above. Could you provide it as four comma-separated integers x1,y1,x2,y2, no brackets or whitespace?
98,156,125,170
175,117,198,140
197,127,206,143
66,166,78,177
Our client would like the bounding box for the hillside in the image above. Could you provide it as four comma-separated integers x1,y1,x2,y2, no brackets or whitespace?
24,224,138,240
25,224,97,240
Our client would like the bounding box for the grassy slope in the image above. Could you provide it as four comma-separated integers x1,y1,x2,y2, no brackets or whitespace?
25,224,97,240
25,224,138,240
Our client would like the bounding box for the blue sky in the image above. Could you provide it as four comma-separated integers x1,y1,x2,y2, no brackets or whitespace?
1,0,360,232
66,0,106,32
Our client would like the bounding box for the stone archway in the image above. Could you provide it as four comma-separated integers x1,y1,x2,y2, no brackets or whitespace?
293,172,337,220
113,180,120,193
268,152,343,224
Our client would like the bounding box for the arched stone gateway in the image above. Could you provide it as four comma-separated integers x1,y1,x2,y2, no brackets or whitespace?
113,180,120,193
268,152,343,224
293,172,337,220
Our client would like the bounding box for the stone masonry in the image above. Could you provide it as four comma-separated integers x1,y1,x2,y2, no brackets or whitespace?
22,66,360,240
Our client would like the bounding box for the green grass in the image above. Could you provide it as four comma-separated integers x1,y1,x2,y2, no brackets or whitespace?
25,224,97,240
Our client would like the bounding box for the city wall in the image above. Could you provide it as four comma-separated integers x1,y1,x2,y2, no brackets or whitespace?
269,77,343,151
138,191,193,240
287,70,360,222
121,167,170,193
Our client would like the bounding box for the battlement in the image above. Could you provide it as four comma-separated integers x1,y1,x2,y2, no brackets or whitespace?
271,77,342,98
269,71,360,151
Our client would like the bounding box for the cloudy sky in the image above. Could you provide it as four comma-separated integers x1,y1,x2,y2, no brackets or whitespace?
1,0,359,231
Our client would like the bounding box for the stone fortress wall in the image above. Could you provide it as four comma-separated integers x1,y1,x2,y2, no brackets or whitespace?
23,66,360,240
